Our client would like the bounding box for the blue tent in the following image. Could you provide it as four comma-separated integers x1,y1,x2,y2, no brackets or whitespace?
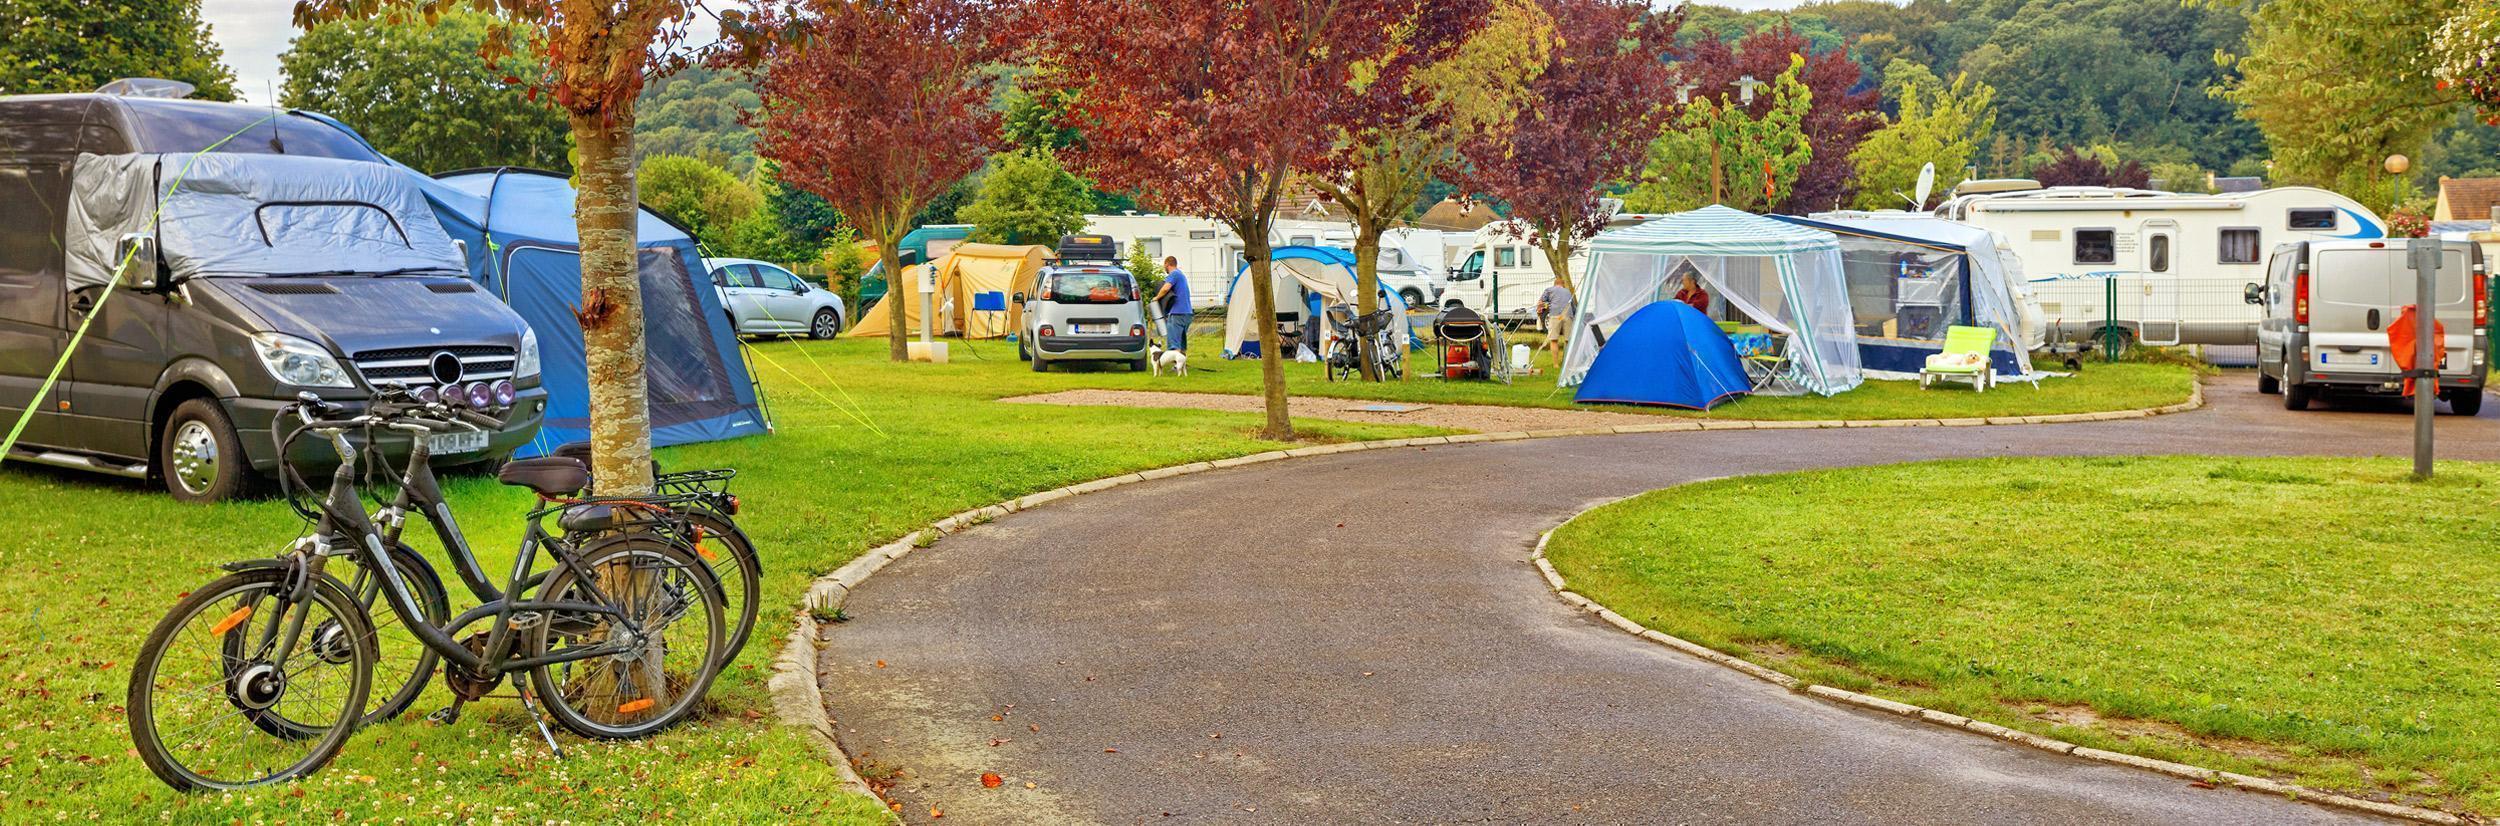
418,168,768,457
1574,301,1751,410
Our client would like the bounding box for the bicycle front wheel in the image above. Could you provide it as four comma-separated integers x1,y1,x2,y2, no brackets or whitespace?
129,567,374,791
528,535,725,740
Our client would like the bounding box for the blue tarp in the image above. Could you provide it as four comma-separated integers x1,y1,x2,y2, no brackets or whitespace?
1574,301,1750,410
418,169,767,457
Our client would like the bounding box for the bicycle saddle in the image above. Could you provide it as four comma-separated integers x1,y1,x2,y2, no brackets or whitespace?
496,457,590,496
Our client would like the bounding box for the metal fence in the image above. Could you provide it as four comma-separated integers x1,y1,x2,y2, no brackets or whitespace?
2031,274,2267,348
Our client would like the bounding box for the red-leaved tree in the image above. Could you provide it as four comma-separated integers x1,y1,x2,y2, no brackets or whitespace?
1676,21,1880,214
1459,0,1680,297
1041,0,1424,439
294,0,716,495
738,0,1013,362
2032,147,2151,189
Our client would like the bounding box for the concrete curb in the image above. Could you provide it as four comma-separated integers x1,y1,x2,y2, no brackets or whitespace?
1527,502,2465,825
769,378,2214,810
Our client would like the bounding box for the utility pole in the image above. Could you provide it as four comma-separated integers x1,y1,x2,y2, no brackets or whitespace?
2408,237,2442,480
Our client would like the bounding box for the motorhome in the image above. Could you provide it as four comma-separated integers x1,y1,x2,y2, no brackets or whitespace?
1440,212,1665,321
1080,213,1444,312
1937,181,2385,349
0,92,545,501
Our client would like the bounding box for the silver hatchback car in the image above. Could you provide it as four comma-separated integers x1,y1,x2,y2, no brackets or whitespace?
709,257,847,339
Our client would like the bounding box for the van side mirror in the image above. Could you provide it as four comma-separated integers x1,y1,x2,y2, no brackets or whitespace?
2242,282,2264,305
115,233,158,291
1012,291,1027,304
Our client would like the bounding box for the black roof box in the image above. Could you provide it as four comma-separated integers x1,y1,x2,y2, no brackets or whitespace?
1056,234,1120,264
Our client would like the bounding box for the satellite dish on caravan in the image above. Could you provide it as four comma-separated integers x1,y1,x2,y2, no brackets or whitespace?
95,78,196,99
1912,163,1936,210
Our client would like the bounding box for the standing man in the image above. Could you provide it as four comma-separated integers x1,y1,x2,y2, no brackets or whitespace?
1537,277,1575,357
1154,256,1193,352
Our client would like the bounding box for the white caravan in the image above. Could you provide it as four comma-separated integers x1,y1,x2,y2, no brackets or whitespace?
1937,182,2385,348
1081,213,1445,313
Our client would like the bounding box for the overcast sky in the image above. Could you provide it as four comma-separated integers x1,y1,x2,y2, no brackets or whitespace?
203,0,1840,105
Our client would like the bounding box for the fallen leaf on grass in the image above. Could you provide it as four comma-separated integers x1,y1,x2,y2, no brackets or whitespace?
982,773,1003,788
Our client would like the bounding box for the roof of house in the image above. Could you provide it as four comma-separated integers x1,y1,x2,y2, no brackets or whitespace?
1411,197,1497,232
2212,176,2264,194
2439,177,2500,221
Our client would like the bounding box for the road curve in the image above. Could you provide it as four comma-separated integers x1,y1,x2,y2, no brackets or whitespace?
819,379,2498,824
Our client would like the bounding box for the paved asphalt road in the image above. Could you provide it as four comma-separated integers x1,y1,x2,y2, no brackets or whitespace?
819,377,2499,824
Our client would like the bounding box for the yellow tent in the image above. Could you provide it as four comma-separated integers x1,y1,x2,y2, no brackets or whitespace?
845,243,1050,340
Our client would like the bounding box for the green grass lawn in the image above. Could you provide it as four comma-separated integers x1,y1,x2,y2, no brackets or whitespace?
1027,330,2196,421
0,338,1440,823
1543,456,2500,814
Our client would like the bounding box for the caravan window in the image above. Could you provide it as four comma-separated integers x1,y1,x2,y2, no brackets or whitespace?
2147,235,2170,273
1188,230,1218,240
1288,235,1315,247
2287,209,2338,231
1495,247,1519,268
1139,237,1163,259
2073,229,2115,265
2218,228,2261,264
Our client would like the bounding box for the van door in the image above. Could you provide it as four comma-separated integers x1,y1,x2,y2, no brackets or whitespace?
0,122,78,450
2306,247,2404,377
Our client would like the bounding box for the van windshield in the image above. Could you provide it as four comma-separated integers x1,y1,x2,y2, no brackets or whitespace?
124,105,381,162
1045,270,1135,304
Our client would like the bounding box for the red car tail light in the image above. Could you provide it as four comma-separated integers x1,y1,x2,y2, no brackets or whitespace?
2294,266,2309,324
1039,324,1056,338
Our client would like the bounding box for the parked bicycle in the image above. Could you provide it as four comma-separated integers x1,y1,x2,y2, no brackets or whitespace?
127,392,728,791
1323,303,1404,382
551,440,761,664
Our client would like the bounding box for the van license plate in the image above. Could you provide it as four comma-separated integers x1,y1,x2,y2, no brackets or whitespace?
2318,352,2381,367
427,431,488,455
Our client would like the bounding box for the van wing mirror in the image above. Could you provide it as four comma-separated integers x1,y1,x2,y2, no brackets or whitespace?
1012,291,1027,304
2242,282,2264,305
114,233,158,291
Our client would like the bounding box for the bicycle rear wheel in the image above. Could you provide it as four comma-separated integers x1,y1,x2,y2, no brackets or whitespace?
528,535,725,740
130,568,373,791
680,510,761,665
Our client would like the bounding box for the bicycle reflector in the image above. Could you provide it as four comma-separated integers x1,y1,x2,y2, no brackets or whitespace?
210,605,253,636
618,699,655,715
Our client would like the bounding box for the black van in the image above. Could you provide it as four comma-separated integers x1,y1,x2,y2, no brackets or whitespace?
0,93,545,501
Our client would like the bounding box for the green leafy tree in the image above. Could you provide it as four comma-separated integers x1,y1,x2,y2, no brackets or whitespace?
639,154,761,253
280,12,569,172
0,0,237,99
635,64,762,175
1126,238,1164,302
1626,56,1812,214
1309,0,1550,379
960,151,1095,245
2220,0,2464,208
1847,60,1995,210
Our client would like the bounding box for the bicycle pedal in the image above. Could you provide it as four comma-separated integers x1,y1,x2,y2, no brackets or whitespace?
426,702,464,726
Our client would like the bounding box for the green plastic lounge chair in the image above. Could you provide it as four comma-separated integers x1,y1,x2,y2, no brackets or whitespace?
1920,325,1997,392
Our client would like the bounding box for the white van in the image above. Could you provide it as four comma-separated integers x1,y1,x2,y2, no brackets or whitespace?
1439,214,1662,320
1940,182,2385,349
2250,239,2486,413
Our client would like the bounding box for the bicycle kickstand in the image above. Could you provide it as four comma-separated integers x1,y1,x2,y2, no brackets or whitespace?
517,685,567,760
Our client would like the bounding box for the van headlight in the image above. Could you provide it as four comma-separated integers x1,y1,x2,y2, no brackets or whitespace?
250,333,353,388
515,325,541,378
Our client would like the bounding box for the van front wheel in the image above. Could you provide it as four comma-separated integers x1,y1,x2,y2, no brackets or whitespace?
160,398,256,503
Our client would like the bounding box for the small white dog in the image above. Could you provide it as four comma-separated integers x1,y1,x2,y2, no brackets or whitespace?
1150,344,1188,377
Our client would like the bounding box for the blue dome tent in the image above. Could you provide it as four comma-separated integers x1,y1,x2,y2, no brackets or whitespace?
419,168,769,457
1573,301,1752,409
